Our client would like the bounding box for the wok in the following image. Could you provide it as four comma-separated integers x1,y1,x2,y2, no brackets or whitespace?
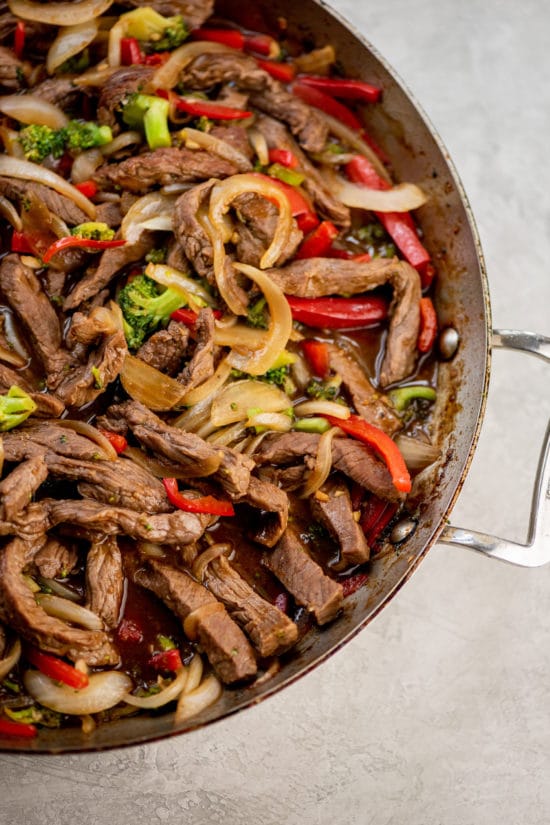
2,0,549,754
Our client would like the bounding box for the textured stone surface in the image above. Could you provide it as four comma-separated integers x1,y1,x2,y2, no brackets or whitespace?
2,1,550,822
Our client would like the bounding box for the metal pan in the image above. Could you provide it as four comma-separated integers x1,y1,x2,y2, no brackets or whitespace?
3,0,549,754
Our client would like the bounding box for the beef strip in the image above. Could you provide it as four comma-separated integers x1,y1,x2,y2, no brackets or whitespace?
264,528,343,625
266,257,421,385
65,306,119,350
0,45,25,90
53,328,127,408
0,503,51,540
311,480,370,569
0,364,65,419
233,192,303,267
326,343,402,435
0,537,119,665
176,307,215,392
95,200,123,229
96,64,154,129
236,476,288,548
209,124,254,165
30,77,80,108
257,463,308,492
173,181,215,279
0,178,89,226
119,0,213,28
33,537,78,580
0,455,48,521
2,421,111,464
137,321,189,374
180,53,328,152
256,113,351,228
201,554,297,656
130,553,257,683
85,536,124,629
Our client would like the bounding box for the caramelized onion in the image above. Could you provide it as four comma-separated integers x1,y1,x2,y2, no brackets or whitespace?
0,156,96,218
179,355,232,406
37,577,81,602
245,411,293,432
55,419,117,460
149,41,234,91
100,130,142,157
0,95,69,129
211,379,291,427
293,400,350,419
192,543,231,582
395,434,440,470
70,147,103,184
8,0,114,25
24,670,132,715
324,169,428,212
300,426,342,498
248,127,269,167
175,672,222,723
0,637,21,682
316,110,391,183
172,395,213,432
121,194,176,244
0,343,26,368
120,354,187,411
145,262,215,307
36,594,103,632
123,667,188,709
205,422,247,447
179,127,252,173
46,20,99,75
181,654,203,695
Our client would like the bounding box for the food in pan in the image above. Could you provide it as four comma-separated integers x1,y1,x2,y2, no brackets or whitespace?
0,0,442,737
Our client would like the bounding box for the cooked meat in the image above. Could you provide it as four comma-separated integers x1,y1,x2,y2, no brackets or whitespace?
326,343,402,434
0,503,51,540
0,45,25,90
233,192,303,266
131,554,257,683
176,307,215,392
33,537,78,580
97,64,155,129
256,114,351,228
53,328,127,408
236,476,289,548
65,306,119,350
257,463,308,492
181,53,328,152
311,481,370,569
173,180,216,279
95,200,123,229
210,124,254,164
266,257,421,385
137,321,189,374
30,77,80,108
85,536,124,629
0,455,48,521
214,446,255,498
2,421,110,464
0,537,119,665
0,364,65,419
0,178,89,226
264,528,343,625
201,554,297,656
119,0,213,28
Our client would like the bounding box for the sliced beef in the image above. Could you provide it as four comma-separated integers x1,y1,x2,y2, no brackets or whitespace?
96,64,154,129
0,538,119,666
256,114,351,228
30,77,80,108
264,528,343,625
85,536,124,629
173,180,216,279
0,455,48,521
2,421,111,464
0,364,65,419
130,553,257,683
214,446,254,498
0,45,25,90
53,328,127,408
257,463,308,492
0,503,51,540
176,307,215,393
95,200,123,229
65,306,119,350
33,537,78,580
0,178,89,226
209,124,254,165
233,191,302,266
181,53,328,152
119,0,213,28
311,481,370,569
137,321,189,375
326,343,402,435
266,257,421,385
201,554,297,656
236,476,288,548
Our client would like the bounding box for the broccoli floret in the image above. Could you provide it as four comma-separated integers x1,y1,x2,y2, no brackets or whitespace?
122,93,171,150
147,15,188,52
145,247,167,264
0,386,37,431
306,377,340,401
118,274,186,350
247,296,268,329
19,124,66,163
71,222,115,241
64,120,113,151
263,365,296,395
120,7,188,52
57,49,90,74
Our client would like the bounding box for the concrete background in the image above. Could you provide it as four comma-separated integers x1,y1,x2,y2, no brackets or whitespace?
2,1,550,822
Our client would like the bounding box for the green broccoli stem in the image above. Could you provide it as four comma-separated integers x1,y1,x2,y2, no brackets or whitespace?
293,417,332,434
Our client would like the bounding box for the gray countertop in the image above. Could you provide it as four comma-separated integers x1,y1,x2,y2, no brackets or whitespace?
2,1,550,822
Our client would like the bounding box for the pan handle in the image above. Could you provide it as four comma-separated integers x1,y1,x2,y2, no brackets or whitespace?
437,329,550,567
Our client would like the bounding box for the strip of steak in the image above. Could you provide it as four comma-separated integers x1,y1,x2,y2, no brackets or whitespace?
0,455,48,521
53,328,127,409
310,481,370,569
176,308,215,393
173,181,216,279
233,191,303,266
236,476,288,547
85,536,124,629
136,321,189,375
0,178,88,226
0,364,65,419
33,537,78,580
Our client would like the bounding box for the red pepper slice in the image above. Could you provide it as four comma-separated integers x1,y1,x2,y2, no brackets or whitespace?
251,173,320,232
11,230,35,255
297,75,382,104
171,308,222,328
120,36,144,65
156,89,252,121
323,413,411,493
287,295,388,329
295,211,320,234
295,220,339,259
42,236,126,265
292,81,363,131
75,180,98,199
244,33,280,58
418,296,438,353
360,496,399,545
98,429,128,454
149,649,183,672
143,51,171,66
26,647,90,690
0,717,37,739
116,618,144,644
14,20,25,60
267,148,299,169
341,571,369,597
301,339,330,378
191,27,245,50
163,477,235,516
256,58,296,83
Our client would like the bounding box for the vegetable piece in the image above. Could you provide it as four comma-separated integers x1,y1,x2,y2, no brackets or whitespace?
296,75,382,104
254,173,320,233
118,274,186,350
46,20,98,75
292,80,364,132
191,27,280,58
341,571,369,597
0,96,68,129
8,0,114,26
267,162,304,187
18,124,66,162
24,670,132,715
120,36,143,65
389,385,436,411
301,339,330,378
0,717,37,738
256,58,295,82
0,386,36,431
325,169,428,213
295,220,339,259
417,297,438,352
123,665,187,709
287,295,388,328
360,497,399,545
64,120,112,151
42,236,125,265
71,222,115,241
162,478,235,516
170,307,222,328
0,155,96,217
293,416,331,434
119,354,188,410
26,648,90,690
211,378,291,427
268,148,299,169
36,594,104,632
157,89,252,121
11,230,35,254
323,413,411,493
75,179,98,198
109,7,188,66
98,429,128,454
149,649,183,672
122,94,171,150
14,19,25,59
0,638,22,682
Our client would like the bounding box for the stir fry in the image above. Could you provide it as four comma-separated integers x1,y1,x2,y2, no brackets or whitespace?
0,0,442,739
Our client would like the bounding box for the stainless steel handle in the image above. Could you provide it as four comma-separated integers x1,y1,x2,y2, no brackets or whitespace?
438,329,550,567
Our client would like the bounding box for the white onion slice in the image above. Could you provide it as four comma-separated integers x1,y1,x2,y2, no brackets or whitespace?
316,109,391,183
175,672,222,723
0,637,21,682
0,343,26,368
211,378,291,427
37,577,81,602
206,422,247,447
179,127,252,173
324,169,428,213
123,667,188,709
0,95,69,129
293,400,350,419
120,354,188,411
172,394,213,432
179,355,232,407
182,654,203,695
146,263,215,307
300,426,342,498
121,194,176,244
70,147,103,184
55,419,117,460
248,127,269,167
192,543,231,582
8,0,114,25
246,411,293,432
0,156,96,218
36,594,103,631
100,130,142,157
149,41,234,91
46,20,99,76
24,670,132,715
395,434,439,470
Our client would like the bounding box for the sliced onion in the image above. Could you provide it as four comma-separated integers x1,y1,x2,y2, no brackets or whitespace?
0,95,68,129
100,130,142,157
46,20,99,75
74,62,118,87
0,637,21,682
248,127,269,167
122,446,191,480
324,169,428,213
0,343,26,367
0,126,24,158
182,654,203,695
175,672,222,723
37,577,81,602
146,262,215,307
395,434,439,470
123,667,188,709
8,0,114,25
246,411,293,432
120,194,176,244
227,263,293,376
0,156,96,219
300,426,341,498
192,543,231,582
293,45,336,75
120,354,188,411
205,422,247,447
179,355,232,407
316,109,391,183
211,379,291,427
70,147,103,184
149,41,234,91
55,419,117,460
24,670,133,715
293,400,351,419
36,594,103,632
179,127,252,173
172,394,213,432
213,324,267,351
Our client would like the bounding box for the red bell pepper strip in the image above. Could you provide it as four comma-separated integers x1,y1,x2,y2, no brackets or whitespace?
252,173,320,233
417,296,438,353
26,648,90,690
14,20,25,60
297,75,382,104
0,717,37,739
42,237,126,265
144,51,171,66
11,230,35,255
171,308,222,328
163,477,235,516
149,649,183,672
268,148,299,169
244,32,280,58
301,339,330,378
120,36,143,65
74,180,98,199
341,571,369,597
360,495,399,545
295,220,339,259
323,413,411,493
191,27,279,58
295,211,320,234
288,295,387,329
256,58,296,83
98,429,128,454
156,88,252,120
292,81,363,131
